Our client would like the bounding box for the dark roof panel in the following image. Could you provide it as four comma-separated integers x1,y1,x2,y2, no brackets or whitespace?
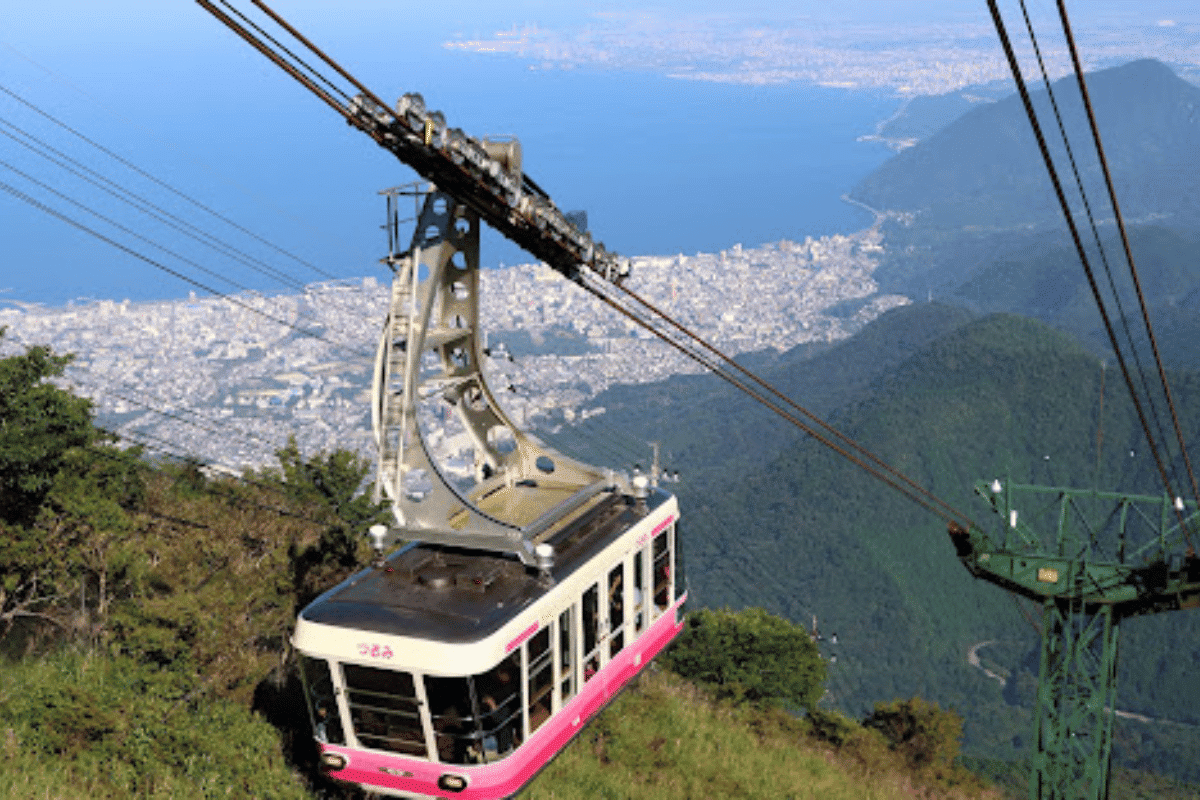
301,489,671,643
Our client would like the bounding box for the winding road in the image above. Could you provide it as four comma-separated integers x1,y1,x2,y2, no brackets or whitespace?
966,640,1197,729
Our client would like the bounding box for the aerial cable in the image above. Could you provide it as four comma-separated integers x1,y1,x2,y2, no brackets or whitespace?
610,280,976,528
1055,0,1200,517
549,416,642,470
197,0,364,131
578,272,976,529
81,382,285,458
114,430,347,528
1014,0,1179,498
0,155,374,363
544,423,631,469
0,80,341,282
0,152,275,298
212,0,355,109
0,40,322,235
244,0,396,120
0,154,367,358
487,347,647,466
0,95,369,337
0,176,374,363
103,426,364,528
986,0,1193,549
0,122,305,292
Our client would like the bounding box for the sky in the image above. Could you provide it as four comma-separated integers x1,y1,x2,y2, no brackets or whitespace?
3,1,1200,307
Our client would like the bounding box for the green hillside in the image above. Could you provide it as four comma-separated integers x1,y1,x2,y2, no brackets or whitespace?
554,304,1200,784
948,224,1200,371
854,59,1200,305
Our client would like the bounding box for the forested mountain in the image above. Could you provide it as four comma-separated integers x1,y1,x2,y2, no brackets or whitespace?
853,59,1200,299
854,59,1200,236
552,303,1200,782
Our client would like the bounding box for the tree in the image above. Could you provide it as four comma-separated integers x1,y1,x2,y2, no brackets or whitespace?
0,329,96,527
862,696,964,772
0,329,144,640
662,606,826,711
258,436,388,604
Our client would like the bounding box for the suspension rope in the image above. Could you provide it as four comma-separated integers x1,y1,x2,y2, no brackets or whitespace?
986,0,1193,549
609,281,978,527
1014,1,1177,497
84,384,285,457
578,272,977,529
0,176,373,361
0,85,371,336
114,429,347,527
1055,0,1200,524
0,81,340,282
214,0,356,109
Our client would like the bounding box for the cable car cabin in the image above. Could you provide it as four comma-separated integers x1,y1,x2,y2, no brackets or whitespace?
293,485,685,799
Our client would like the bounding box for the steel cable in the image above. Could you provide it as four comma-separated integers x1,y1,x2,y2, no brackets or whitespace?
0,80,340,282
0,176,374,362
578,272,978,529
987,0,1194,548
1014,0,1179,506
1055,0,1200,531
610,281,978,527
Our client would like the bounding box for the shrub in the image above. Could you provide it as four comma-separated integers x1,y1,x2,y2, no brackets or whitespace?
662,606,826,711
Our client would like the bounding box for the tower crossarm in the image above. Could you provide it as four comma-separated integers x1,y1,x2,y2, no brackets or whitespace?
947,481,1200,615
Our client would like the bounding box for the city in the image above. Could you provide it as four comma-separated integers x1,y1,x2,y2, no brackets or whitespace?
0,219,907,474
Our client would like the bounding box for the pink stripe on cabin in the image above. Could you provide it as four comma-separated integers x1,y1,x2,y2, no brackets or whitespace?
322,595,687,799
651,514,677,537
504,621,539,654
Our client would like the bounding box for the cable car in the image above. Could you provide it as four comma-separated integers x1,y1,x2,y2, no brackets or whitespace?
294,483,684,798
292,187,687,798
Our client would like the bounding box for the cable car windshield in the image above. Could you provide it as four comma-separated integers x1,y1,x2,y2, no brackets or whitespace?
298,655,528,765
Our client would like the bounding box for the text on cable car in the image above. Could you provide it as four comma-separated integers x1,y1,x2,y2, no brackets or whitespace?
356,643,395,660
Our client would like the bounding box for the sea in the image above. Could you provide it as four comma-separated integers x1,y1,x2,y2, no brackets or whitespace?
0,23,900,307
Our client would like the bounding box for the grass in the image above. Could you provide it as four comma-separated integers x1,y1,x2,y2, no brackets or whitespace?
524,668,1000,800
0,649,309,800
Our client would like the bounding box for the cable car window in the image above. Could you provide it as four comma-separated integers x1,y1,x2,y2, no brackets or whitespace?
475,654,521,761
424,675,475,765
299,655,344,745
343,664,426,757
608,563,625,657
582,583,600,682
559,607,575,704
633,550,646,634
673,523,687,603
526,627,552,735
653,529,671,612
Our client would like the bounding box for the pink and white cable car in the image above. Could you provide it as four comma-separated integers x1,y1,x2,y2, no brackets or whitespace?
292,188,687,798
294,488,684,799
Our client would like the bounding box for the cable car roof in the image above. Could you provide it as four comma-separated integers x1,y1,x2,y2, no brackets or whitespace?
300,488,672,643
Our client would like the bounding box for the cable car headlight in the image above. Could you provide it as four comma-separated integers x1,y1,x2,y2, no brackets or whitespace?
438,773,468,792
320,752,348,771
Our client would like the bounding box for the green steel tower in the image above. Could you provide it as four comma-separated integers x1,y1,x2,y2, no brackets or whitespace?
949,482,1200,799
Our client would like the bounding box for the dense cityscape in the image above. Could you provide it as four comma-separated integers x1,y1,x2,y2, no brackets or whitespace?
0,220,906,473
446,14,1200,94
